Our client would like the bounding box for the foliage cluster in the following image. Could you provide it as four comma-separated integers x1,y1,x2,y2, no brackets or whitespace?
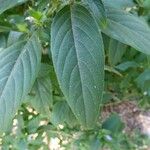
0,0,150,149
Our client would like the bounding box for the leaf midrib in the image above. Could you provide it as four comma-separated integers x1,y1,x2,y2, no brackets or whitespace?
70,5,87,124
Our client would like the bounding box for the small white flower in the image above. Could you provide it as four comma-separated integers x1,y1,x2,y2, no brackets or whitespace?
25,16,35,23
105,135,112,141
143,91,148,96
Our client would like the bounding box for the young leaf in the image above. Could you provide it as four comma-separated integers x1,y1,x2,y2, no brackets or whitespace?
0,0,28,14
102,7,150,55
0,33,41,133
51,4,104,129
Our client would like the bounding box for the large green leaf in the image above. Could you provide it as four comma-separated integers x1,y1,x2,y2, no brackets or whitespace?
0,0,28,14
51,4,104,128
102,7,150,55
83,0,107,27
0,33,41,133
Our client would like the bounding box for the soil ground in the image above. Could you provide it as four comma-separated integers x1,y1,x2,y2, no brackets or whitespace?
101,100,150,136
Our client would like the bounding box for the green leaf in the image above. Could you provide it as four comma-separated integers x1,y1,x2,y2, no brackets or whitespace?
28,8,43,20
30,76,53,115
0,0,28,14
115,61,139,71
26,63,53,115
0,34,6,51
102,92,113,104
51,4,104,129
102,7,150,55
108,38,126,66
27,116,41,133
0,25,11,32
144,0,150,9
51,101,77,127
89,136,101,150
136,69,150,96
102,33,110,51
83,0,107,27
103,0,135,9
38,63,52,78
102,113,124,134
7,31,23,47
15,115,24,135
105,65,122,77
0,33,41,133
